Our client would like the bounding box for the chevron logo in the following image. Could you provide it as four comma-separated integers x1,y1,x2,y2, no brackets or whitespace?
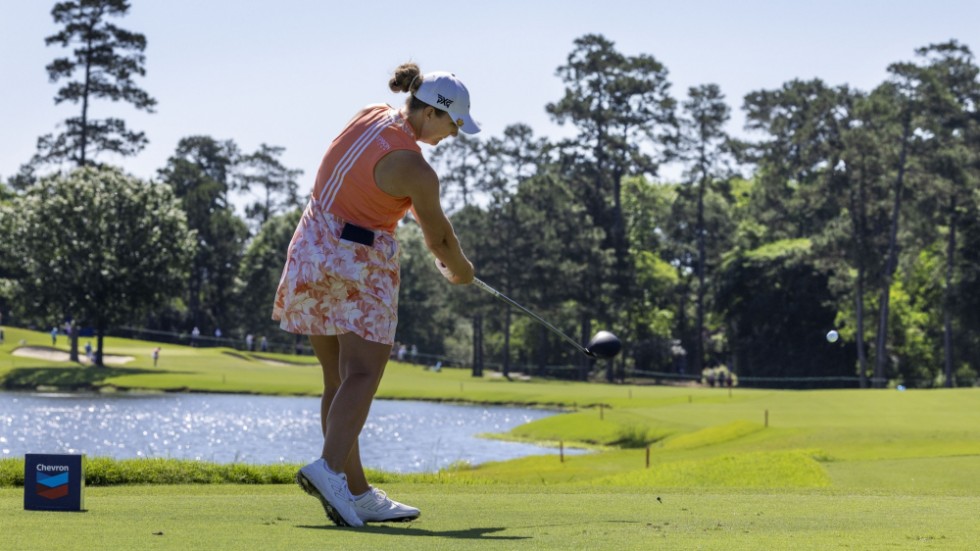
36,470,70,500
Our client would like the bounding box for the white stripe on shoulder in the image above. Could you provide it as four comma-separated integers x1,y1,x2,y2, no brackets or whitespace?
316,114,388,205
317,112,394,210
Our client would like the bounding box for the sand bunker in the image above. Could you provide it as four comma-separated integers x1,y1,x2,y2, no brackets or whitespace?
255,358,304,367
12,346,135,365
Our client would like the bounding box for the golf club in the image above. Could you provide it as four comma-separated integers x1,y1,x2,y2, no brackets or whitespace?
472,278,622,359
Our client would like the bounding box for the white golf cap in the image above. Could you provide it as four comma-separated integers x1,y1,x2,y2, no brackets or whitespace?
414,71,481,134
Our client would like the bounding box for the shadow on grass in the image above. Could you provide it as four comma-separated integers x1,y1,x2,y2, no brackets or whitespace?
222,350,316,366
1,366,168,390
297,524,530,541
221,351,253,362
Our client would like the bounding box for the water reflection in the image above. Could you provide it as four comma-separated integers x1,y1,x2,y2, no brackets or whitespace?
0,392,583,472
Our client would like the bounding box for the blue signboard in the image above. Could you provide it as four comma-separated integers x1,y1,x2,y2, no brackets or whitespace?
24,454,85,512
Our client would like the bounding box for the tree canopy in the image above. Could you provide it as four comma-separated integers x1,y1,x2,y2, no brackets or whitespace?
7,166,194,365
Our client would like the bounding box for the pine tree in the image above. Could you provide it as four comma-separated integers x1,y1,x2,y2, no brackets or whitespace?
37,0,156,167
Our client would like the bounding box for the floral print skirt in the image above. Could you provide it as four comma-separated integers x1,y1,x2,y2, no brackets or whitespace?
272,202,400,345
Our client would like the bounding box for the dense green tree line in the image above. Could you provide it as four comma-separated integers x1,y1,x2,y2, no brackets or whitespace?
2,2,978,387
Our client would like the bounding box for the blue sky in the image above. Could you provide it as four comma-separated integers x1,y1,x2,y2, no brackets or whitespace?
2,0,978,195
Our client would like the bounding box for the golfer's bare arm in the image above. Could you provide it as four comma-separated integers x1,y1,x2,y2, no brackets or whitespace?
375,150,474,285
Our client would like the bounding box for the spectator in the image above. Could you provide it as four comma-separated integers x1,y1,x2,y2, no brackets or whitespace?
671,340,687,374
51,327,58,346
152,347,160,367
246,334,255,351
260,336,268,352
84,341,93,362
191,326,200,347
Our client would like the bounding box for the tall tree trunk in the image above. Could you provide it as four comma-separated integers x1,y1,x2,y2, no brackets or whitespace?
95,325,105,368
943,194,957,387
189,266,203,330
502,306,512,379
264,185,272,224
855,267,868,388
852,170,869,389
79,20,95,166
694,125,711,374
695,169,707,374
580,313,592,381
536,325,547,377
69,321,79,363
471,314,483,377
676,277,690,374
874,110,912,388
613,170,627,280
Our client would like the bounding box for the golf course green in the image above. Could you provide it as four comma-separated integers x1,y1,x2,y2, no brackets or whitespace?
2,326,978,550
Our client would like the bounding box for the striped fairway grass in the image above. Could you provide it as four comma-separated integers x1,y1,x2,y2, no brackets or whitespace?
2,326,979,549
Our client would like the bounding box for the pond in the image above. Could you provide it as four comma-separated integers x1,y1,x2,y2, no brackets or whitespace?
0,391,583,472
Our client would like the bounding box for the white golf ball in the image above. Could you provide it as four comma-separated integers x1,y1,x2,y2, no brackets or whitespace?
826,330,839,343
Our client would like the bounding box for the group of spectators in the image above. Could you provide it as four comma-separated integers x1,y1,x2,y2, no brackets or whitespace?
703,365,737,387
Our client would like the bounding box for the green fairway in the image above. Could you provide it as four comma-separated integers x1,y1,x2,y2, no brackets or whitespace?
2,485,977,551
2,326,979,549
1,326,323,395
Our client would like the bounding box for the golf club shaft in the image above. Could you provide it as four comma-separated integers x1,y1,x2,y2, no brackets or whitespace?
472,278,591,357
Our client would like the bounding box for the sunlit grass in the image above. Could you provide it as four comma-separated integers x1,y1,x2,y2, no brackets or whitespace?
661,420,766,450
596,449,832,488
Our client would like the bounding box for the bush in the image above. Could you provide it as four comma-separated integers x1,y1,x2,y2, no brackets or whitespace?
0,457,301,487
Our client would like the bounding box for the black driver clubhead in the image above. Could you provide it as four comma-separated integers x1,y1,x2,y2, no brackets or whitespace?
586,330,622,359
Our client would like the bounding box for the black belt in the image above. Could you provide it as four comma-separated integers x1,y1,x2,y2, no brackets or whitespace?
340,222,375,246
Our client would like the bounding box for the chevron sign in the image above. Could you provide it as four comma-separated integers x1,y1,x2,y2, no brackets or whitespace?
24,454,85,512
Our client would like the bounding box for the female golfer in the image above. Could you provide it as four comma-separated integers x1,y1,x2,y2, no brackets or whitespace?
272,63,477,527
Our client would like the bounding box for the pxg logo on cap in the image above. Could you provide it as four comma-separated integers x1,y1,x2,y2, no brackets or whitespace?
24,453,85,512
414,71,480,134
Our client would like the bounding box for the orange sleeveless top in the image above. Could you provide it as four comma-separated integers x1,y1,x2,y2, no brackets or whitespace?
311,104,421,233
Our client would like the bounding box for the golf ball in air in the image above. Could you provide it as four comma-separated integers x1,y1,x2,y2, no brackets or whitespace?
826,330,839,343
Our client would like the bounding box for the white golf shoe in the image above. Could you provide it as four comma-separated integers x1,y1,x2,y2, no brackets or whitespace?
296,459,363,527
352,486,421,522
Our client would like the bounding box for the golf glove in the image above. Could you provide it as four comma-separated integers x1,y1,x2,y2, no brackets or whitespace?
435,259,455,281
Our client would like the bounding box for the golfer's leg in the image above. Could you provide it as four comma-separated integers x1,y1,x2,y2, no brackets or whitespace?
309,335,371,494
321,332,389,476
